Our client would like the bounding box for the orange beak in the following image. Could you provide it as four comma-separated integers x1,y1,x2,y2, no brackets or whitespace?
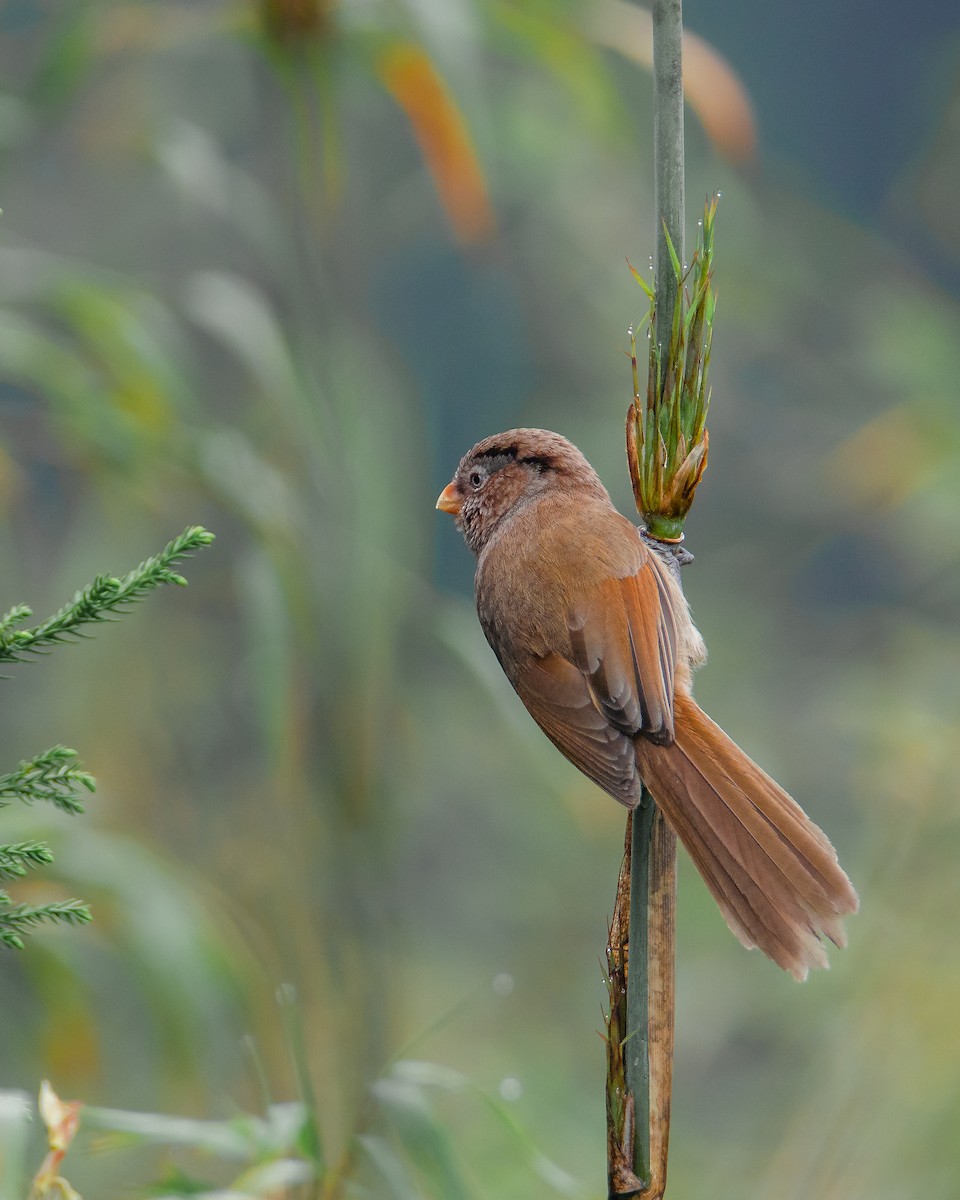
436,482,462,515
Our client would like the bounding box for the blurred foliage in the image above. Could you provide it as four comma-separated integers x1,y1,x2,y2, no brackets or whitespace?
0,0,958,1198
8,1054,579,1199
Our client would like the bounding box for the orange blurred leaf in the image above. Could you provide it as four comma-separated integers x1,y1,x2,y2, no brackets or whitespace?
377,42,495,244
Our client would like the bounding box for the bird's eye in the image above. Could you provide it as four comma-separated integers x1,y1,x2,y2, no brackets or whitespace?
468,470,484,489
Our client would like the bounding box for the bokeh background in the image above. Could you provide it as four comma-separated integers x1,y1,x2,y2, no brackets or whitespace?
1,1,959,1196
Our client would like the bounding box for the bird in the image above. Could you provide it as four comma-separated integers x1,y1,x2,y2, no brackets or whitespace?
436,428,857,980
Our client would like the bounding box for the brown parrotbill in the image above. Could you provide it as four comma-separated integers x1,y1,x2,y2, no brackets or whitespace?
437,428,857,980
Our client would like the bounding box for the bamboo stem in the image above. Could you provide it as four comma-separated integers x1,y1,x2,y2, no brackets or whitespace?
606,800,677,1199
606,816,640,1198
643,809,677,1197
607,1,685,1196
652,0,685,350
625,794,655,1181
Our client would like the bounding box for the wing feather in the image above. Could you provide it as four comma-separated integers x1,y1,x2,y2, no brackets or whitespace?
511,543,683,809
568,554,679,743
514,654,641,807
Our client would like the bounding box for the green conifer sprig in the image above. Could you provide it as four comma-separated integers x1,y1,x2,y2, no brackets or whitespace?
0,525,215,663
0,747,95,947
0,604,31,638
0,525,215,947
0,840,55,880
0,746,96,815
0,895,92,950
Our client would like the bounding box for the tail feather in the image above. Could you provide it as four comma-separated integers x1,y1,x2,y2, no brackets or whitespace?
678,717,843,916
660,777,826,974
635,693,858,981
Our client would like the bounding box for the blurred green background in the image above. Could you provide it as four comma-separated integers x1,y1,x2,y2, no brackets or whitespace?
1,1,959,1197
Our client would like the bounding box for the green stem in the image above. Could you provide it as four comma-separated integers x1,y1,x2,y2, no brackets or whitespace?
652,0,685,354
625,791,655,1184
643,514,685,543
622,0,685,1194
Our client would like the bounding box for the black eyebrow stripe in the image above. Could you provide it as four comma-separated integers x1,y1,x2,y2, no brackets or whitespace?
472,447,555,472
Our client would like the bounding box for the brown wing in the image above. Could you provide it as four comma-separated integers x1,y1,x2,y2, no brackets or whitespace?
512,548,682,809
514,652,642,807
567,560,679,743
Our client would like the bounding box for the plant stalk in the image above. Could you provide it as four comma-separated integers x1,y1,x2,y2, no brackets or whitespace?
652,0,684,353
606,797,677,1199
632,802,676,1197
614,0,685,1195
624,795,654,1182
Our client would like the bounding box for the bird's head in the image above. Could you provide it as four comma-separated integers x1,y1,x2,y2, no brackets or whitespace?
436,428,609,555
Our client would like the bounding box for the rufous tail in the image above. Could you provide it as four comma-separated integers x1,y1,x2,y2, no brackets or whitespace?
634,692,858,980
